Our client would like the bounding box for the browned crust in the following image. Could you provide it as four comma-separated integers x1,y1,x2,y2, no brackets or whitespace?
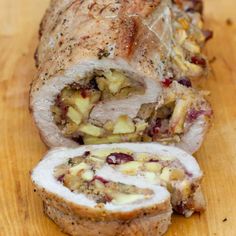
116,16,139,58
186,186,206,213
33,183,171,222
120,0,161,18
171,181,206,216
30,0,169,93
44,202,171,236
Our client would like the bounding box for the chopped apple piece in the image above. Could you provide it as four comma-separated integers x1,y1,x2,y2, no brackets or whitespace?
166,183,174,193
75,94,91,115
104,120,114,132
181,180,191,198
94,179,105,190
160,167,185,182
69,162,90,176
111,148,133,155
96,77,107,91
185,61,203,76
173,46,188,71
170,99,190,134
67,107,82,125
61,88,74,102
112,193,146,205
160,167,171,182
137,103,156,120
118,161,142,175
113,115,135,134
135,153,150,162
51,106,62,124
103,70,126,94
117,86,143,98
135,121,148,132
178,18,189,30
63,122,79,135
144,162,162,173
81,170,94,181
183,40,200,54
83,134,122,145
143,172,160,184
175,29,187,45
90,91,101,103
170,168,185,181
174,55,188,72
91,149,115,159
123,133,141,142
158,155,176,161
79,123,104,137
142,135,153,142
164,91,176,105
89,156,105,163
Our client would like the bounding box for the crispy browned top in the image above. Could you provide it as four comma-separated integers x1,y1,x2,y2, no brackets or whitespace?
31,0,172,93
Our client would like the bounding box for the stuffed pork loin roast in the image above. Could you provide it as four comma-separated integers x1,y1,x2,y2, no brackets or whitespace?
31,143,205,236
30,0,212,152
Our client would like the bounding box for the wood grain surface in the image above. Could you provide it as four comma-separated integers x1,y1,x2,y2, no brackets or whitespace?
0,0,235,235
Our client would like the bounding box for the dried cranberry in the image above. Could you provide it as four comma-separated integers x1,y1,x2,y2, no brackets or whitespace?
55,94,69,120
93,176,109,184
153,126,160,134
202,30,213,42
72,136,84,145
84,151,91,157
188,109,212,122
149,159,160,163
188,109,200,121
190,56,206,67
55,94,62,106
148,119,162,137
190,0,203,13
161,78,173,87
103,194,112,203
60,103,69,120
57,174,65,182
178,77,192,88
175,202,186,215
186,171,193,178
106,153,134,165
80,89,89,98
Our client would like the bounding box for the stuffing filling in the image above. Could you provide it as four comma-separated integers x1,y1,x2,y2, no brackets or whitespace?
54,149,155,205
52,70,146,144
52,70,210,145
170,0,212,79
54,148,194,208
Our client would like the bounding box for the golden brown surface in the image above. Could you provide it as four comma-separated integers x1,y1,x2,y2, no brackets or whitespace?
0,0,236,235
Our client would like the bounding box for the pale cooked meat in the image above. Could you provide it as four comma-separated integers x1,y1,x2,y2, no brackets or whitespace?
89,78,162,124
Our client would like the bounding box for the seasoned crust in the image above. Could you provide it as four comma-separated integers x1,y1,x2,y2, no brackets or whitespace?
31,0,170,93
33,183,171,221
44,202,172,236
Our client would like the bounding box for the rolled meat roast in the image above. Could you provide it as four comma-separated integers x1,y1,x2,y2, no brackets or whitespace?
31,143,205,235
30,0,212,153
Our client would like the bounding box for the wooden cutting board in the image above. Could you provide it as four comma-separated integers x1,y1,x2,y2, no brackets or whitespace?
0,0,235,235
